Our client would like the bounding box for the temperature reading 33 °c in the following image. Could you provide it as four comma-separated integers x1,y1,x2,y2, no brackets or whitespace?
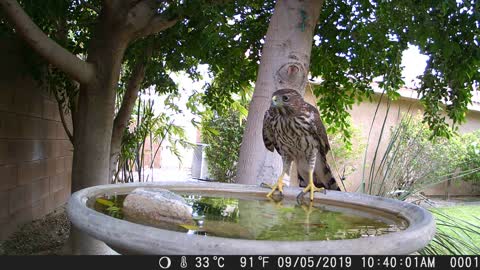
195,256,225,268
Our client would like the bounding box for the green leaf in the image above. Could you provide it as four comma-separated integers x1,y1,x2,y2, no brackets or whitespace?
96,198,114,207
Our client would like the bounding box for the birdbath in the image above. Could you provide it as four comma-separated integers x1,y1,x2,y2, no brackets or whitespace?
67,181,436,255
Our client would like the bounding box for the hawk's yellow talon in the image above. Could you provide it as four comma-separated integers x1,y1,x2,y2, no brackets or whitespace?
302,183,325,201
297,169,325,201
266,181,284,197
266,174,284,198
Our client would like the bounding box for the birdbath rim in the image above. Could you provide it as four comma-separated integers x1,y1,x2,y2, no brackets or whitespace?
67,181,436,255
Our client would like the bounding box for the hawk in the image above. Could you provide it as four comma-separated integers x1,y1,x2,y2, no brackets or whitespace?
262,89,340,201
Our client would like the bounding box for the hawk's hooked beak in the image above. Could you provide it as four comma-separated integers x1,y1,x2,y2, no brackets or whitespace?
271,96,282,107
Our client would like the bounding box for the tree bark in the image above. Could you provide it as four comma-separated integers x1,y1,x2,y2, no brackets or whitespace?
235,0,323,185
71,9,131,192
71,84,117,191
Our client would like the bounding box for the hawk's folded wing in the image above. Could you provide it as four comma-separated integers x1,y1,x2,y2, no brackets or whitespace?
262,109,275,152
304,103,330,153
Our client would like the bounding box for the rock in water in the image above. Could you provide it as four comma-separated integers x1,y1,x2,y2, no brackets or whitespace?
123,188,194,229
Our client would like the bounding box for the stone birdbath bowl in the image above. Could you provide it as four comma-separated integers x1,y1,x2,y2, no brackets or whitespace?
67,181,436,255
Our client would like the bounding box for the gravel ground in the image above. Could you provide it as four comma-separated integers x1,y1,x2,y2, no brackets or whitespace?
0,206,70,255
1,195,479,255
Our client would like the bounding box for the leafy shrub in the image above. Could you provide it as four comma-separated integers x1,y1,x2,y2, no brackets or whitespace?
362,113,480,198
115,94,191,183
201,109,246,182
457,130,480,183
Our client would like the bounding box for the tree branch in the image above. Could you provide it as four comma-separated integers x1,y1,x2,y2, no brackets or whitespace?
52,88,74,144
111,47,152,145
0,0,95,84
136,14,180,39
68,81,80,130
112,64,145,137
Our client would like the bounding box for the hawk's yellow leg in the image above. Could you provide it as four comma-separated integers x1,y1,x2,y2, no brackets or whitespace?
300,169,325,201
266,173,285,198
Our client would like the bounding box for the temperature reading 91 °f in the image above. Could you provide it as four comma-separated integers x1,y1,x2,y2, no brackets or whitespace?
240,256,270,268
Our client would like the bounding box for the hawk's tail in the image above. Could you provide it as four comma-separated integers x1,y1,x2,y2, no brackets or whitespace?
298,155,341,191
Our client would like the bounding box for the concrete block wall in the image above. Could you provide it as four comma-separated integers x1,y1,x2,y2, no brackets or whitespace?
0,38,73,240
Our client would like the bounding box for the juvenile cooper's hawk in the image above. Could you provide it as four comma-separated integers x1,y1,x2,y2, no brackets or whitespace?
262,89,340,201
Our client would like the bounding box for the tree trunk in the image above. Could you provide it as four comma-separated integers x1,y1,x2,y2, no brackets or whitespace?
71,10,130,191
236,0,323,185
69,11,131,254
71,84,117,191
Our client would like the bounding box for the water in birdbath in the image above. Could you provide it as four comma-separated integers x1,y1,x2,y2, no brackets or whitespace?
92,192,407,241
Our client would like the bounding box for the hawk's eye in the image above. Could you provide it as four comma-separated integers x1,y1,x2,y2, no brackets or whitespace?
282,96,289,102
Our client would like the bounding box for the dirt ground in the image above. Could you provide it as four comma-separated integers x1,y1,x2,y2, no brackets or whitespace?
1,196,479,255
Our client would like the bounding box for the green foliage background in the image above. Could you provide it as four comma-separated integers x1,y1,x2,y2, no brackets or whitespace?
1,0,478,142
458,131,480,183
396,114,480,185
201,100,248,183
